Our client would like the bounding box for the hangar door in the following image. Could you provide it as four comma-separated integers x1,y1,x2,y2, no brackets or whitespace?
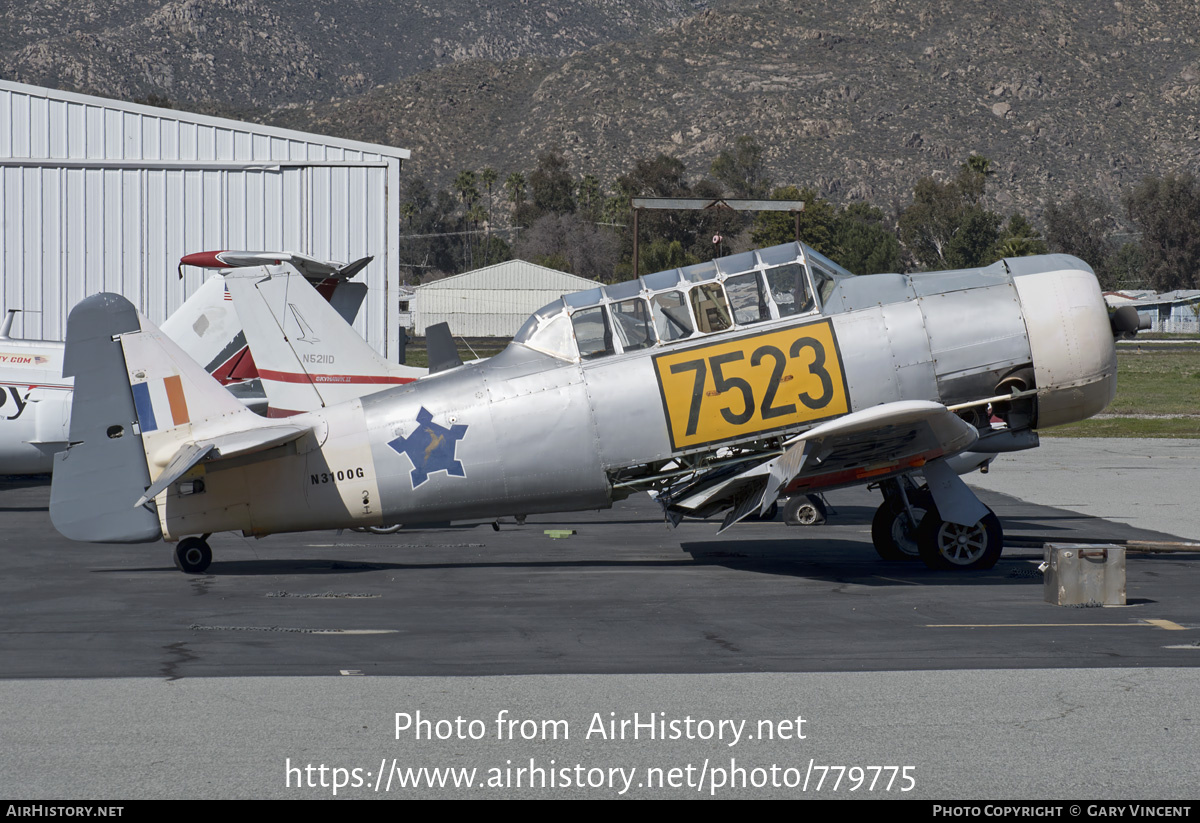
0,160,390,352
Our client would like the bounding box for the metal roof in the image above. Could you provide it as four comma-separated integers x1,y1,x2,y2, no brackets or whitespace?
417,259,599,292
0,79,409,162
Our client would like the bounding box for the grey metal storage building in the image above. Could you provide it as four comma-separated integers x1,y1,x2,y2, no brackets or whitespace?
412,260,600,337
0,79,409,357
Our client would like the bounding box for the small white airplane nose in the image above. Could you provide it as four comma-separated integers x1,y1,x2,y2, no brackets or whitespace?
1010,256,1117,429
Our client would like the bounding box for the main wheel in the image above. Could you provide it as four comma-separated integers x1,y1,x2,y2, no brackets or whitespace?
173,537,212,574
783,495,827,526
870,497,928,561
916,507,1003,570
743,502,779,522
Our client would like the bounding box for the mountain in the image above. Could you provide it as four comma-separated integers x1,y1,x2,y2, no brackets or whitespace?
0,0,704,108
4,0,1199,218
264,0,1200,217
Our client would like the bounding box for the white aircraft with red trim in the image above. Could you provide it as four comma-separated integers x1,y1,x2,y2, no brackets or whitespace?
50,242,1137,574
0,250,381,474
218,262,426,418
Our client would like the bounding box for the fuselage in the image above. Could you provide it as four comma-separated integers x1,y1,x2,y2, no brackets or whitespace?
152,245,1117,540
0,339,71,474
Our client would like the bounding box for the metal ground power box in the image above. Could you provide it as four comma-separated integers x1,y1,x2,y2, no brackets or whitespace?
1043,544,1126,606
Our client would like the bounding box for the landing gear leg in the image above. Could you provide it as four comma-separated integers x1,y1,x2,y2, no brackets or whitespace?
173,535,212,574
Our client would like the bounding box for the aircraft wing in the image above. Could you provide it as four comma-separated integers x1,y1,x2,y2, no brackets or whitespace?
658,400,982,533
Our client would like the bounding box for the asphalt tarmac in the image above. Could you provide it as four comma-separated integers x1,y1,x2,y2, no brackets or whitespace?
2,438,1198,799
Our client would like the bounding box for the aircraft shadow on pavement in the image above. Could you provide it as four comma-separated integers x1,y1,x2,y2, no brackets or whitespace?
92,557,733,576
680,539,1045,587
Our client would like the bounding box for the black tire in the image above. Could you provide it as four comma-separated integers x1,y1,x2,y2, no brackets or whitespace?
743,502,779,522
173,537,212,574
916,507,1003,570
783,495,827,526
870,500,926,561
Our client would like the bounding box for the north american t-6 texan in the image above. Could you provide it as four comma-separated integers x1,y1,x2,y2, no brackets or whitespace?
50,241,1140,574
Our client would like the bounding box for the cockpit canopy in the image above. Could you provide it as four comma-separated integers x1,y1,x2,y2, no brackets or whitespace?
512,242,853,362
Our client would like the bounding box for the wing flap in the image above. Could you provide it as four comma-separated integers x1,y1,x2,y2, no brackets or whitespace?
774,400,978,495
663,401,979,532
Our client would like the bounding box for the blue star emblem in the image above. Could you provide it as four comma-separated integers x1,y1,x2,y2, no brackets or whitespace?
387,407,468,488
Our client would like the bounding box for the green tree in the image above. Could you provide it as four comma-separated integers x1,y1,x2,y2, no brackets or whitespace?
399,176,469,280
751,186,837,256
453,170,481,267
898,160,1003,270
513,213,620,281
833,202,903,274
577,174,603,222
480,167,498,264
616,153,704,271
504,172,527,217
1123,173,1200,291
1107,241,1147,290
1044,194,1116,283
526,150,576,222
453,170,479,206
711,135,771,198
640,239,689,274
992,214,1048,259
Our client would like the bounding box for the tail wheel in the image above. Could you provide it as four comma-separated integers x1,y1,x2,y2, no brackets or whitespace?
916,507,1003,570
173,537,212,574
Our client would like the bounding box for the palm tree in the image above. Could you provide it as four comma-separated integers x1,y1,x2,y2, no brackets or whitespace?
481,168,498,263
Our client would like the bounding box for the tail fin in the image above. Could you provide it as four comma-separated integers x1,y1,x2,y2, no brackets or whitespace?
159,275,254,383
225,265,424,417
425,322,465,374
51,294,161,543
165,256,372,390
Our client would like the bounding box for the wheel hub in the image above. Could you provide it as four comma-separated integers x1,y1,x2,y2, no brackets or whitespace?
939,523,986,564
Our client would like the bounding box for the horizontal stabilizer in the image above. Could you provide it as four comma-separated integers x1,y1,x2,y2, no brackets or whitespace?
135,442,213,508
133,424,309,507
180,251,372,282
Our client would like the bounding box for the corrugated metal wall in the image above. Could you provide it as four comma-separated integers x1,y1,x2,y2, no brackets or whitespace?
414,260,599,336
0,80,406,357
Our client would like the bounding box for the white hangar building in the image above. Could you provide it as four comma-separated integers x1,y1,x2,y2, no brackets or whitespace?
411,260,600,337
0,79,409,358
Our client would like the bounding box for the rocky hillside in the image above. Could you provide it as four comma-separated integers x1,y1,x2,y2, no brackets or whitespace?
4,0,1199,219
268,0,1200,217
0,0,703,108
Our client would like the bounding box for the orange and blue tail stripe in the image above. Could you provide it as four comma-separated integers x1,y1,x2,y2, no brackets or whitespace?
131,375,190,433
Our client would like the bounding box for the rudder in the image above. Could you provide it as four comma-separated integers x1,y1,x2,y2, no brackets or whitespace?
50,294,162,543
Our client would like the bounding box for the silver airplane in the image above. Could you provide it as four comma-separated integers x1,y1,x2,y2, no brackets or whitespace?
49,242,1129,574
